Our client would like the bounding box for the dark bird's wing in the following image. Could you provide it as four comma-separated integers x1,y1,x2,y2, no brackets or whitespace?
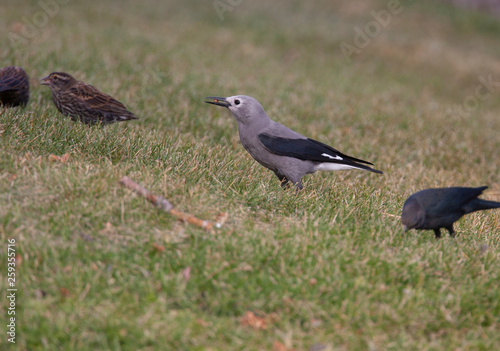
68,82,137,121
417,186,488,214
258,133,382,173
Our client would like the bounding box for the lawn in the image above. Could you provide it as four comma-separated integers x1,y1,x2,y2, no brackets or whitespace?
1,0,499,350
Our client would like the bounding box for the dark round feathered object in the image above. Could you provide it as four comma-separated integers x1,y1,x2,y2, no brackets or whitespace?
0,66,30,107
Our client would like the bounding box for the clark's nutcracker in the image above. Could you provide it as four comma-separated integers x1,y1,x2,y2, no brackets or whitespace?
401,186,500,238
205,95,382,190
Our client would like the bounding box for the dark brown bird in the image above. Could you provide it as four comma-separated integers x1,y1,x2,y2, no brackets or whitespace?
401,186,500,238
0,66,30,107
40,72,138,125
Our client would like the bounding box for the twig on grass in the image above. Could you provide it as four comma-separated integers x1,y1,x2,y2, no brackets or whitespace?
119,176,222,232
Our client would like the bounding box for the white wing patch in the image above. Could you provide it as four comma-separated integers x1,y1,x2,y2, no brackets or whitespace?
321,153,343,161
316,163,360,171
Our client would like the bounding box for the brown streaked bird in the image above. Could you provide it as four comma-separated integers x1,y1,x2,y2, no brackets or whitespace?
40,72,138,125
0,66,30,107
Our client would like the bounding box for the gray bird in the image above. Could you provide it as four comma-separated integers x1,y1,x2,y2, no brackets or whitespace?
401,186,500,238
206,95,382,190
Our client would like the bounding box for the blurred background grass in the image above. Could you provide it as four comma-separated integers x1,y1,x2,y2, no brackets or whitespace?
1,0,499,350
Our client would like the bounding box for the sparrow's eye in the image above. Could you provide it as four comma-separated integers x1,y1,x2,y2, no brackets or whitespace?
234,99,240,105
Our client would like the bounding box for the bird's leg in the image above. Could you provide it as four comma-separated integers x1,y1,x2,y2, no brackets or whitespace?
433,228,441,238
446,226,456,238
274,172,290,189
294,182,303,192
280,178,290,189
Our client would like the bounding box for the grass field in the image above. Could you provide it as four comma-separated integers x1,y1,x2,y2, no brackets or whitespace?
1,0,500,350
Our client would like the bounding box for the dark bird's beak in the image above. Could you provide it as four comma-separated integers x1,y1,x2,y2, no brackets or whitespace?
40,76,51,85
205,96,230,107
402,225,409,232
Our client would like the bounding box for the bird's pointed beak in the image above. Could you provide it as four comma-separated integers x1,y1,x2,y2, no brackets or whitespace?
40,76,51,85
205,96,230,107
403,225,409,232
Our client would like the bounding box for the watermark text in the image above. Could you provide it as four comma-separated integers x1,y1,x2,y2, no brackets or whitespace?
340,0,407,63
9,0,72,48
6,238,17,344
212,0,244,21
455,74,500,117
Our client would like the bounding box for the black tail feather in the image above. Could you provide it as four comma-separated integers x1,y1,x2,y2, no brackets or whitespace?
464,198,500,214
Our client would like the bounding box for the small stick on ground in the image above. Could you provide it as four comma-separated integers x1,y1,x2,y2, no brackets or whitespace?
119,176,214,232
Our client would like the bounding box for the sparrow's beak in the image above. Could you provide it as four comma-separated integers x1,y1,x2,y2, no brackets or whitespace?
40,76,51,85
205,96,230,108
403,225,409,232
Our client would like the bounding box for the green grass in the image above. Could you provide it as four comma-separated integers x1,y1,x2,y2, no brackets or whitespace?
1,0,500,350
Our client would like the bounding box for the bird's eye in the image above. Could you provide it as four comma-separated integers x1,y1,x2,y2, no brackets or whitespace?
234,99,240,105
